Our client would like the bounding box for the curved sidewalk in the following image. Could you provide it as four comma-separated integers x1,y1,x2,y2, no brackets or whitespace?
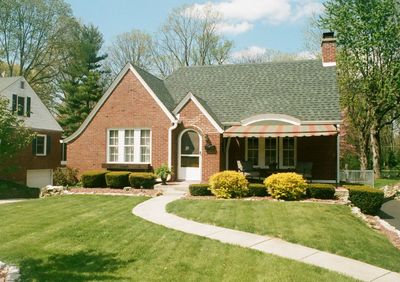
132,192,400,282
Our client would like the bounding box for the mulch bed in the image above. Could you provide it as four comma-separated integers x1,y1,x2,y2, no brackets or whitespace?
185,195,347,205
66,188,162,197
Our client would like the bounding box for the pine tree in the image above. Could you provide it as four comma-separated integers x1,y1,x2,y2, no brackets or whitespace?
57,24,108,136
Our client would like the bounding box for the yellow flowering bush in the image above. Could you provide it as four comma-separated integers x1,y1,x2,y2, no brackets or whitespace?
209,170,249,199
264,173,307,200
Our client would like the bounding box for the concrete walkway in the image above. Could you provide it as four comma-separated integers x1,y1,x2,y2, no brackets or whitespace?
132,189,400,282
0,199,28,205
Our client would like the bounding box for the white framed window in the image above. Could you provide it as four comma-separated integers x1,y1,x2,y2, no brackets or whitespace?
280,137,296,168
107,129,151,164
140,129,151,163
265,138,278,166
124,130,135,162
35,134,47,156
246,137,259,165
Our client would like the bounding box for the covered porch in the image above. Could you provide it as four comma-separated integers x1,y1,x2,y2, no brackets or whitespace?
223,124,340,183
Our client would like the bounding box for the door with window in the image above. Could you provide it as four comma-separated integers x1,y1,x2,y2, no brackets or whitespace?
178,130,201,181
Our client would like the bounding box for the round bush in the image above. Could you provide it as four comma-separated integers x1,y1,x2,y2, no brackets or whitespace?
53,166,79,186
81,170,107,188
264,173,307,200
209,171,248,199
105,171,131,188
129,172,157,189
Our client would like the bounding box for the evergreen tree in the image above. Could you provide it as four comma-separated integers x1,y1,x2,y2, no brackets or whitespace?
57,24,108,136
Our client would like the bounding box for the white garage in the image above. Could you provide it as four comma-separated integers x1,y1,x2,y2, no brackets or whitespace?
26,169,53,188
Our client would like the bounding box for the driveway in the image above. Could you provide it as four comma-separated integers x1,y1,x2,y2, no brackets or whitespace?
378,199,400,230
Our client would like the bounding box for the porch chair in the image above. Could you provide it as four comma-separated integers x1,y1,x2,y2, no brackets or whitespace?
296,161,313,182
237,160,261,180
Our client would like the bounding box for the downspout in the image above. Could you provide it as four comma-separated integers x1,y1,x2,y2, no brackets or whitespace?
336,124,340,187
168,120,179,170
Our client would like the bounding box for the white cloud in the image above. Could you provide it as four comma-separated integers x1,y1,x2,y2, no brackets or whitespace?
189,0,324,35
231,46,267,59
216,21,253,35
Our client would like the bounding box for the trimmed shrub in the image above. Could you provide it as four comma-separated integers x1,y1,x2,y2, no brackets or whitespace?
81,170,107,188
0,179,41,199
189,184,212,196
247,183,268,197
306,183,336,199
264,173,307,200
209,170,248,199
129,172,157,189
53,167,79,186
345,185,384,215
105,171,131,188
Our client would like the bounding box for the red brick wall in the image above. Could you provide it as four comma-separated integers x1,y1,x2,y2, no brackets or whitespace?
67,70,171,175
0,130,62,184
175,99,222,182
322,40,336,64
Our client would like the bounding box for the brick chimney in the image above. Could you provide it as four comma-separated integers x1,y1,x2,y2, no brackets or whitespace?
321,32,336,66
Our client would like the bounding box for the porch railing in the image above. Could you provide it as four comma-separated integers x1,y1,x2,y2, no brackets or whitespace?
339,170,374,187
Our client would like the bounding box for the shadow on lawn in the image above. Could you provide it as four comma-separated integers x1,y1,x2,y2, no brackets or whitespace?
19,249,131,281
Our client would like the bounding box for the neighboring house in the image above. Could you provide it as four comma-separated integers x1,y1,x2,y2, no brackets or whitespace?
64,33,340,183
0,77,63,187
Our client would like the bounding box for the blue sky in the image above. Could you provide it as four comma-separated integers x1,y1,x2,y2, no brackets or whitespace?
65,0,324,57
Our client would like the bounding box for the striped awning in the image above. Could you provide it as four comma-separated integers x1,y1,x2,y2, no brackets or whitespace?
223,124,338,138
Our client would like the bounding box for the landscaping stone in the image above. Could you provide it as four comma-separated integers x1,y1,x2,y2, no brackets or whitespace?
0,261,19,282
382,184,400,199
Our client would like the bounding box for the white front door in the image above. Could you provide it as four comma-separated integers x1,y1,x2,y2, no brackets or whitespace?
178,129,201,181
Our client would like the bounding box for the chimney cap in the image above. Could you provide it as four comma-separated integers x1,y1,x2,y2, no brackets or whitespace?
323,31,335,39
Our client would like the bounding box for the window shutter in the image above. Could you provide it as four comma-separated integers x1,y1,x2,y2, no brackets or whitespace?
26,97,31,117
46,135,51,155
32,137,37,155
12,94,17,113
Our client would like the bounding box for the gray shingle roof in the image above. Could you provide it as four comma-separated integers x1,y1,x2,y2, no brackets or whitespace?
0,77,21,91
134,66,176,112
165,60,339,123
134,60,340,124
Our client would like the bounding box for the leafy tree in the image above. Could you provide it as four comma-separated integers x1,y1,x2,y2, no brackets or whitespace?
0,0,75,106
0,97,33,167
57,24,108,136
153,5,233,76
321,0,400,178
106,29,154,77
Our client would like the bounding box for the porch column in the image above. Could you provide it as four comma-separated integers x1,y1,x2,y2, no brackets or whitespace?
336,124,340,186
225,137,231,170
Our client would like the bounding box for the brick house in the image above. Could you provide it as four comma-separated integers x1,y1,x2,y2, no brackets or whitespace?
64,33,340,184
0,77,63,187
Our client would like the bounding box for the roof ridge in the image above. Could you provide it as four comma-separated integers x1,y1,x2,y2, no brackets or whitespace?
171,59,321,71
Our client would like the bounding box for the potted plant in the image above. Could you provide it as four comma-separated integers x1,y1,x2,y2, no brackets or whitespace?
155,164,172,185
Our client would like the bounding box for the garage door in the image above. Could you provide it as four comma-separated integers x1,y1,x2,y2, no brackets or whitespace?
27,169,53,188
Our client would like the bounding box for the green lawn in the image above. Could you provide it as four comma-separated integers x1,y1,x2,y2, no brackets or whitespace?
0,196,355,281
375,178,400,188
167,199,400,272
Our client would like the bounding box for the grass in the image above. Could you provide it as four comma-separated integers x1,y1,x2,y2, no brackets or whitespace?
167,199,400,272
375,178,400,188
0,195,355,281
